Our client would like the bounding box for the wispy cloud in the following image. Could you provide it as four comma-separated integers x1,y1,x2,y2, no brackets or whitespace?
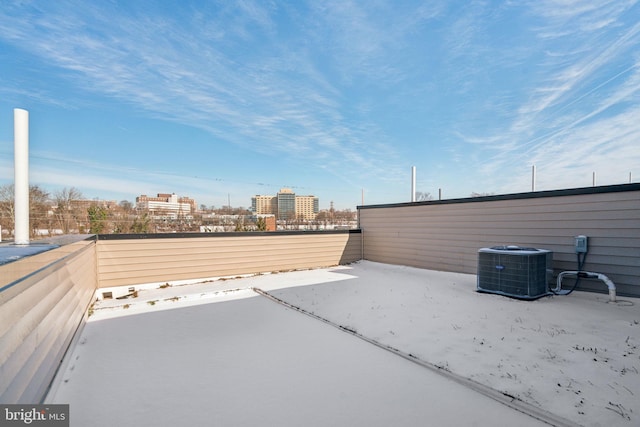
0,1,637,204
0,148,267,207
0,1,418,187
528,0,637,36
452,1,640,193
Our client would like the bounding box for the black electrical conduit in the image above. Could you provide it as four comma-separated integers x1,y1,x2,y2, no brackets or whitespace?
553,251,587,296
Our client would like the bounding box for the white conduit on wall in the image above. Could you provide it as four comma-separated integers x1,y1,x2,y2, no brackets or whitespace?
14,108,29,245
555,271,617,302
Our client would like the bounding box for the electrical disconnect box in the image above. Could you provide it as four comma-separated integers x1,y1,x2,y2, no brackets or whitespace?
575,235,588,253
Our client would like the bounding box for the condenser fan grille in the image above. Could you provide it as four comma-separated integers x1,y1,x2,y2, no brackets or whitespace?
477,246,553,300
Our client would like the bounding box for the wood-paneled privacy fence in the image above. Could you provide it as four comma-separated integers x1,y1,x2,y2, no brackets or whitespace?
358,183,640,297
95,230,363,288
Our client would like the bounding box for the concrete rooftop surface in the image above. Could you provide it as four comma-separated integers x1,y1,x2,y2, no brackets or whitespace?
46,261,639,427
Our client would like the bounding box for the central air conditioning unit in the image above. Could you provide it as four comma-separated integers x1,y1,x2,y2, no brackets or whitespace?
477,246,553,300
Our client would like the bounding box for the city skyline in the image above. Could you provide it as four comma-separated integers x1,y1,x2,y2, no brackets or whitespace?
1,1,639,210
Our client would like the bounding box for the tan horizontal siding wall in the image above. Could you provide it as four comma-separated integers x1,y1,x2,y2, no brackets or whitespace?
97,231,362,288
0,240,97,403
359,187,640,296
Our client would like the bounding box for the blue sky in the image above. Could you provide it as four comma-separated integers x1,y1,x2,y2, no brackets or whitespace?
1,1,638,210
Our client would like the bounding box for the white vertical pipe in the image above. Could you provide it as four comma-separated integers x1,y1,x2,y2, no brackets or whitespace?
592,171,596,187
14,108,30,245
531,164,536,192
411,166,416,202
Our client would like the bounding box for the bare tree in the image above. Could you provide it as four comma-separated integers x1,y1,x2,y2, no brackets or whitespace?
0,184,15,239
54,187,84,234
0,185,14,238
111,200,134,234
0,184,51,239
416,192,433,201
30,186,52,237
119,200,133,211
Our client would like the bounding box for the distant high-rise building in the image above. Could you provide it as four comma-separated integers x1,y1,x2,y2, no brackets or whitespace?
136,193,196,218
277,188,296,220
251,188,319,220
295,194,319,220
252,195,278,216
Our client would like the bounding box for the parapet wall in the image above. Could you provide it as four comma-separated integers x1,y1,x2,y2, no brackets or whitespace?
358,184,640,297
95,230,362,288
0,240,97,403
